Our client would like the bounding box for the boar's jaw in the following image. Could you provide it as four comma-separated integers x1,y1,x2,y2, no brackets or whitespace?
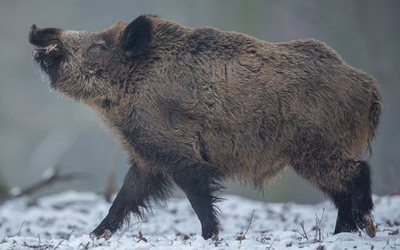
29,24,65,84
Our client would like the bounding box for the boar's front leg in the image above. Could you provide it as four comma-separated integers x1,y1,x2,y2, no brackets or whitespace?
90,161,172,239
172,163,224,240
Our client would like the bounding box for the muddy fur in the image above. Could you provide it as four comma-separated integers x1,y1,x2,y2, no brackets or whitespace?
29,15,382,239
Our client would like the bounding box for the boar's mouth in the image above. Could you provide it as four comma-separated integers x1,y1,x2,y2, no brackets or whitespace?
29,25,65,83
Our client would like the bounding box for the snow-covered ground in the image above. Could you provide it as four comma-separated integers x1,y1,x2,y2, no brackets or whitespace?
1,191,399,250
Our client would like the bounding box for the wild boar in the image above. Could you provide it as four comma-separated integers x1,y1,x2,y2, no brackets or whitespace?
29,15,382,240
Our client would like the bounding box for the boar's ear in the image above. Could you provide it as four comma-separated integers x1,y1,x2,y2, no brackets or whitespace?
121,15,152,58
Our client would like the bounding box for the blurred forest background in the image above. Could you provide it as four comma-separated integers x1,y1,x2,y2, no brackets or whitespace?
0,0,399,203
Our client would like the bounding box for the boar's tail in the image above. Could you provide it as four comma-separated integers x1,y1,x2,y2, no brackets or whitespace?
367,88,383,156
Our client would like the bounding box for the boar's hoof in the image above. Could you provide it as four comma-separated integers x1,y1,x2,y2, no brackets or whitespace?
90,229,113,240
353,210,376,238
363,215,376,238
202,226,219,240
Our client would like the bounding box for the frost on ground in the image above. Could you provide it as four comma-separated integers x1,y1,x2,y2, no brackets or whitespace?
1,191,399,250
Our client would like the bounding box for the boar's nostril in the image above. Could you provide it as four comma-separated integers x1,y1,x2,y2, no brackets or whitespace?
29,24,38,45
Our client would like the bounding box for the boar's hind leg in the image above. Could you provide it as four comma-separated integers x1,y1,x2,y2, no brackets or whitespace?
349,161,375,237
90,163,172,239
293,159,374,236
173,163,223,240
329,161,374,237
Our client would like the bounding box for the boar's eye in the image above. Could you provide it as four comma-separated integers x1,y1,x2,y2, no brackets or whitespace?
87,40,108,57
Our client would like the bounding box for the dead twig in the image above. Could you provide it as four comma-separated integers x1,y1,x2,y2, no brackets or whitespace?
255,231,271,243
299,220,309,240
23,240,54,249
176,231,190,241
267,238,276,250
235,210,255,246
314,209,325,241
136,231,148,243
2,167,84,203
387,229,400,236
17,221,26,236
52,239,65,250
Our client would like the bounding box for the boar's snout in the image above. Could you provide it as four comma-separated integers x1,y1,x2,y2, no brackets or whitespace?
29,25,62,47
29,25,64,60
29,25,65,81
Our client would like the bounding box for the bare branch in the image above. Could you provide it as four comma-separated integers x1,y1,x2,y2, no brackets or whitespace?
235,210,255,246
314,209,325,241
299,220,309,240
1,167,84,203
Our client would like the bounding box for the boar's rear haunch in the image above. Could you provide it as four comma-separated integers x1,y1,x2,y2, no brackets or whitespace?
29,15,382,240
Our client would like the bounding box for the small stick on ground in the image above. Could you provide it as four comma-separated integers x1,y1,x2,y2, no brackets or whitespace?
255,231,271,243
235,210,255,245
299,220,309,240
387,229,400,236
137,231,148,243
267,238,276,250
314,209,325,241
176,231,190,241
52,239,65,250
2,167,83,203
17,221,25,236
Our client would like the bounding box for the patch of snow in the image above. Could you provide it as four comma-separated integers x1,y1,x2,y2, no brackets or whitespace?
1,191,399,249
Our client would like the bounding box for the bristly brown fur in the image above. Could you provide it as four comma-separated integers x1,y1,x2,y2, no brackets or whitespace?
29,15,382,240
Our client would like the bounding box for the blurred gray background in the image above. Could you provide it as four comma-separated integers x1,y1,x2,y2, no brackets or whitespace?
0,0,399,203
